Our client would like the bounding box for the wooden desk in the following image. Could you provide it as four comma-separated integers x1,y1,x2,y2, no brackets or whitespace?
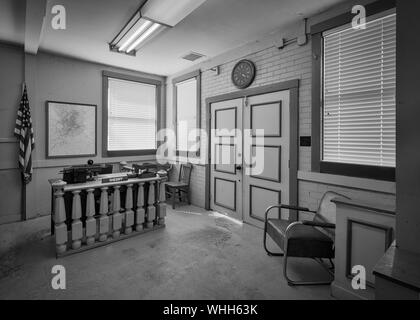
49,175,167,257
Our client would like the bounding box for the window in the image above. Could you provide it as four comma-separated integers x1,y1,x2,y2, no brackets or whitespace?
173,70,201,157
103,72,162,156
312,2,396,181
323,13,396,167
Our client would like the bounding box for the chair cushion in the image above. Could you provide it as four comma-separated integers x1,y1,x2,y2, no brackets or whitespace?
266,219,334,258
166,182,189,188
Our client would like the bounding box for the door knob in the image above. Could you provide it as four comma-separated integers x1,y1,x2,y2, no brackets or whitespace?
236,165,242,171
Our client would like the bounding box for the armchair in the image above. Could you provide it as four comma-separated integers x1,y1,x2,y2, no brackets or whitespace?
263,191,351,286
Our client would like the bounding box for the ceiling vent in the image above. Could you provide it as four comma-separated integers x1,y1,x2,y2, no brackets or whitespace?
181,52,206,62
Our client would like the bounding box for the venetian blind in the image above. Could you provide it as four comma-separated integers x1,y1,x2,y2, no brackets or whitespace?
322,13,396,167
176,77,198,152
108,78,157,151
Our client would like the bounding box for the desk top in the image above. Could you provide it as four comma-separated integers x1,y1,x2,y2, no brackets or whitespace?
374,243,420,291
49,174,165,192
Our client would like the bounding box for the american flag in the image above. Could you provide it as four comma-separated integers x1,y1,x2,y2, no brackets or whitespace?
14,85,35,184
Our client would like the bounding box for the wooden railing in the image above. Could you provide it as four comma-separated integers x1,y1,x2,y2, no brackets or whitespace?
50,176,167,257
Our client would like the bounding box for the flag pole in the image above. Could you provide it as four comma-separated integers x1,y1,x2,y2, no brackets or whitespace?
22,178,27,221
21,81,27,221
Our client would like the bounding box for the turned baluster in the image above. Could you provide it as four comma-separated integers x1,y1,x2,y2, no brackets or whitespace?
71,190,83,250
112,185,122,238
54,187,67,254
124,184,134,234
146,181,156,229
99,187,109,242
136,183,145,231
158,180,167,226
85,188,96,245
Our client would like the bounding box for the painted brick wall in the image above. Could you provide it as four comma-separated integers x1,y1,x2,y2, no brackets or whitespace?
190,41,312,208
170,36,396,212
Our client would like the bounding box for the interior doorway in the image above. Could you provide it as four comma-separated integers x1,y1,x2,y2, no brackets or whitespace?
206,81,299,227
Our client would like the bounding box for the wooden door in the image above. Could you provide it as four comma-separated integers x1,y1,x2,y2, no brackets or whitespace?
210,98,243,221
243,90,290,228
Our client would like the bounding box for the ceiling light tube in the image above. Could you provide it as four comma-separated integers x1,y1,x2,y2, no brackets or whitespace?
126,22,161,53
118,19,153,52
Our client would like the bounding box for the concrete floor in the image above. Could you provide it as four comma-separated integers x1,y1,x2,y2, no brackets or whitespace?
0,206,332,300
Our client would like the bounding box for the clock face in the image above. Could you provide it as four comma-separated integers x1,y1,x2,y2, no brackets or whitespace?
232,60,256,89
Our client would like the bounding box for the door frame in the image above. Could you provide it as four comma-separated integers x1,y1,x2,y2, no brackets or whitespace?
205,79,300,221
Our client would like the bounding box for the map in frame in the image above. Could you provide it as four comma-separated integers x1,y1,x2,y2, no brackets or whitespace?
47,101,97,158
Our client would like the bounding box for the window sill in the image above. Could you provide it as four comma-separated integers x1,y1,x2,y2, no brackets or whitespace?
297,171,396,195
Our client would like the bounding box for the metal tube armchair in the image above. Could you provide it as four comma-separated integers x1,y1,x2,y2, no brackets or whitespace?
263,191,351,286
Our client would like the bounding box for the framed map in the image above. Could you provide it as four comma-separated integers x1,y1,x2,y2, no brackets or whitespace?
46,101,97,158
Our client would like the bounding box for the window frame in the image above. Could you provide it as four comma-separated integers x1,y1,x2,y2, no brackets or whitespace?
102,71,163,157
311,0,396,181
173,69,202,158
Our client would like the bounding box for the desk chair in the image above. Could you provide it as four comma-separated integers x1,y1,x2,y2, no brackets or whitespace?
263,191,350,286
165,163,193,209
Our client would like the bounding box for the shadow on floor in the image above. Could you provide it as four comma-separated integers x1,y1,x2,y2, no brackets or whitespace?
0,205,332,300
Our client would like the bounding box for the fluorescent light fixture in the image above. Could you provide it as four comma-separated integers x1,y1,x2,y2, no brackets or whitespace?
109,0,207,56
118,20,152,52
126,22,162,53
110,14,165,55
142,0,207,27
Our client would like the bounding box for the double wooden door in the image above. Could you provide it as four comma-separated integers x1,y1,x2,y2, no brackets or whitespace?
210,90,290,227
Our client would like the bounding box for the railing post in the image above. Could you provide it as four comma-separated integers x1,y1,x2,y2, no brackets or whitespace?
99,187,109,242
85,188,96,245
146,181,156,228
136,183,145,231
112,185,122,238
71,190,83,250
124,184,134,235
54,186,67,255
158,179,166,226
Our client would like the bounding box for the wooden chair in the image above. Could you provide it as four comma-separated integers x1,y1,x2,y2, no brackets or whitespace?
165,163,193,209
263,191,350,286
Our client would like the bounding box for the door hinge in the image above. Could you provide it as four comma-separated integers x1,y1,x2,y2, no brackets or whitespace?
244,96,249,107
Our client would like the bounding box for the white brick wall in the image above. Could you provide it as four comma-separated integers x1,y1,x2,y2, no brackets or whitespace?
170,37,396,211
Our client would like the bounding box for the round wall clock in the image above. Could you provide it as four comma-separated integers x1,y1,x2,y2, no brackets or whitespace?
231,59,256,89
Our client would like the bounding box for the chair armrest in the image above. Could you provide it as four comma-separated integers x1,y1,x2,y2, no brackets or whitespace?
264,204,316,222
280,204,316,213
302,220,336,229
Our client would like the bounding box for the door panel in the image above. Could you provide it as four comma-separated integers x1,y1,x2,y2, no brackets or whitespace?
214,178,237,211
250,145,281,182
251,101,282,137
210,98,243,220
215,107,237,135
244,91,290,228
215,144,237,174
249,185,281,222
